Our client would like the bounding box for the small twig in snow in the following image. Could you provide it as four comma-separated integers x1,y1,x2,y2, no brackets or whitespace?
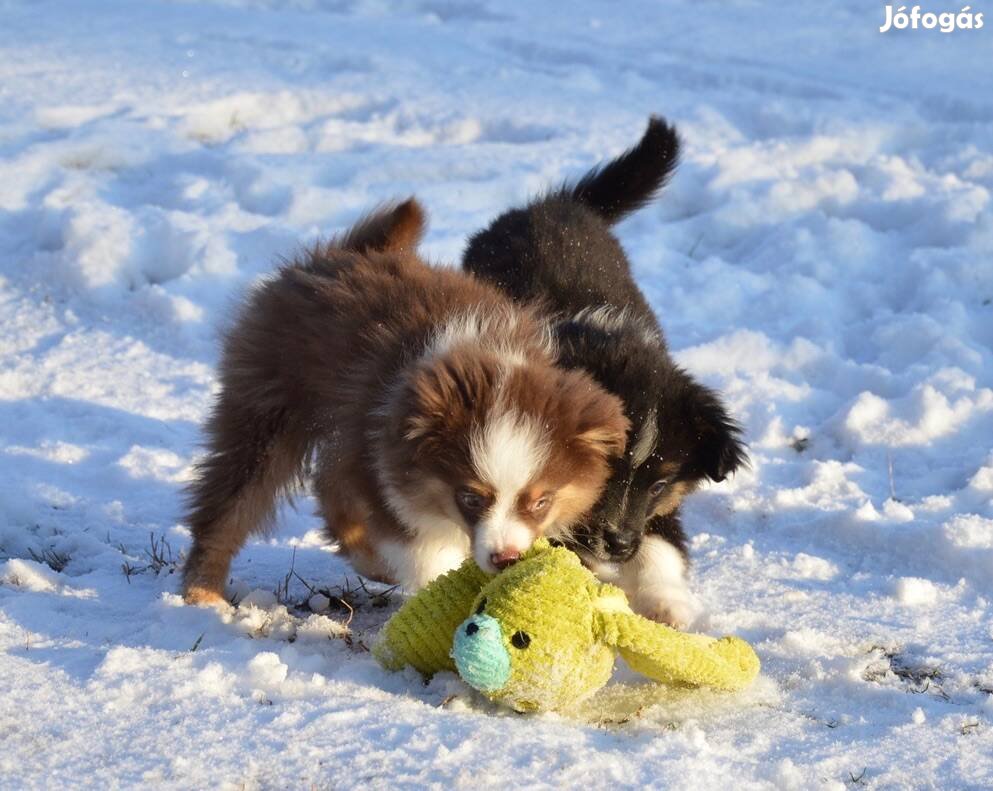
273,546,298,605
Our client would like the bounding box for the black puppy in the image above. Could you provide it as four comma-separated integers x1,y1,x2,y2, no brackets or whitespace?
463,117,746,625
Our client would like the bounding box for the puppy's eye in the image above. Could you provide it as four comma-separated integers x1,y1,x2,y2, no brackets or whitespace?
475,598,487,615
511,630,531,649
648,478,669,497
457,488,488,513
530,495,552,514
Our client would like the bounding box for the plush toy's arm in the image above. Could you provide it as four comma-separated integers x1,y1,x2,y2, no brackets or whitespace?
373,559,491,676
602,610,760,692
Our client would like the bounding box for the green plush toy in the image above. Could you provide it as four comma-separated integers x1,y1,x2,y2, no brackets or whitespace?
373,538,760,713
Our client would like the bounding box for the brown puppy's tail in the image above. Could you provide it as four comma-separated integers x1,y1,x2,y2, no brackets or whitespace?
336,197,426,254
560,116,681,224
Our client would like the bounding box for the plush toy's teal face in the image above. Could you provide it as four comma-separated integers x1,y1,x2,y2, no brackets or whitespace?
452,612,511,692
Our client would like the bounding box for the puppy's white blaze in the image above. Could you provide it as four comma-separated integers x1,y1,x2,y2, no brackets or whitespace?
630,409,658,467
469,410,548,570
470,410,547,501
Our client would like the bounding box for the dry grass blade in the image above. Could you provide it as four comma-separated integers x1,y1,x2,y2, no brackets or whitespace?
28,547,71,572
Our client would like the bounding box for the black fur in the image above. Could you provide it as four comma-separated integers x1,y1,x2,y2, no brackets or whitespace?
463,116,747,564
557,114,681,223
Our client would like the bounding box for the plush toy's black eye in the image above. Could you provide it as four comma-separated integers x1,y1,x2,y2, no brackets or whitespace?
511,630,531,649
475,598,487,615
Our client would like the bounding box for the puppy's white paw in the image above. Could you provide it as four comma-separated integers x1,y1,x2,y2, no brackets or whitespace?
632,589,697,629
619,535,699,628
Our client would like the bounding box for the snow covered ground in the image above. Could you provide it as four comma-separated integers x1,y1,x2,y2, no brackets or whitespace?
1,0,992,787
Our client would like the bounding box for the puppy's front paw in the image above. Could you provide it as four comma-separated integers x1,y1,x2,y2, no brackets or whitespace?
633,590,696,629
183,584,229,608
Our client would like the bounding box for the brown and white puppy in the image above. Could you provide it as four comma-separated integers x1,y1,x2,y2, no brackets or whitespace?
181,199,628,605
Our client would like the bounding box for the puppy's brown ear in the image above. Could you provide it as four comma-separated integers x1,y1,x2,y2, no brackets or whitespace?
568,374,630,459
577,421,628,459
576,405,629,459
339,198,426,254
399,351,498,455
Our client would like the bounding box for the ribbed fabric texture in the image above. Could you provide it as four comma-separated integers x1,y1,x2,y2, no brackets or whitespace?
372,560,490,674
610,614,761,692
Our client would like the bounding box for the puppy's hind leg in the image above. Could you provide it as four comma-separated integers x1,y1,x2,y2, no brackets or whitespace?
181,198,427,605
182,399,311,606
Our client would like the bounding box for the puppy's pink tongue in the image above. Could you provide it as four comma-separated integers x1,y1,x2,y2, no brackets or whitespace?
489,550,521,571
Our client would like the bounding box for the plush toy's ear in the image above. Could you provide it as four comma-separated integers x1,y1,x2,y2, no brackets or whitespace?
594,606,760,692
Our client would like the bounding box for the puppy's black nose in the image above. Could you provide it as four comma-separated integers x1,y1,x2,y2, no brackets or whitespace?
465,621,479,636
603,530,635,557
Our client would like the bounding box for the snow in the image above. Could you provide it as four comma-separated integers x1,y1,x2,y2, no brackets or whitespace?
1,0,992,787
893,577,942,607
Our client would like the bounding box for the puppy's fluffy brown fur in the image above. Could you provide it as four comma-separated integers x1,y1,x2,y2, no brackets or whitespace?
182,199,628,605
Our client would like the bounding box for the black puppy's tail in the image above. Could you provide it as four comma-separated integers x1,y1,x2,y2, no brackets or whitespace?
560,115,681,224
